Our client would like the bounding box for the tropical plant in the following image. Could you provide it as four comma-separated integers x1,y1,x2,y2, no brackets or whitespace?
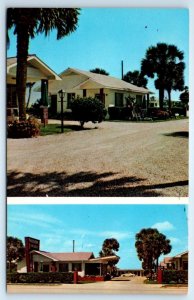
180,86,189,106
99,238,120,269
90,68,109,75
135,228,172,278
7,8,80,120
123,70,148,88
141,43,185,109
71,97,106,128
7,236,25,272
26,82,35,109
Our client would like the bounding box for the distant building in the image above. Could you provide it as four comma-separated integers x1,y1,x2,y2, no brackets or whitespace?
159,251,188,271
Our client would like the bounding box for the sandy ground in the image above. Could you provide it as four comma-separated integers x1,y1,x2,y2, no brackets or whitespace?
7,276,188,294
7,119,188,197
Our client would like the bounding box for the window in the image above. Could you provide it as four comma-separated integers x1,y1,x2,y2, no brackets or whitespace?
115,93,123,107
95,93,105,104
50,95,57,114
67,93,75,109
43,264,50,272
136,95,142,106
72,263,82,271
7,84,17,107
59,263,69,272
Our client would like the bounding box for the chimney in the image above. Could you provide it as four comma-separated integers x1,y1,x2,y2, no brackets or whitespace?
121,60,124,80
73,240,75,252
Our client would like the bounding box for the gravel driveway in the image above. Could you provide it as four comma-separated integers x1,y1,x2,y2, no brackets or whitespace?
7,119,188,197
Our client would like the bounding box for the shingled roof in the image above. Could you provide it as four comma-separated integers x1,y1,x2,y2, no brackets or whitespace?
61,68,152,94
32,250,94,261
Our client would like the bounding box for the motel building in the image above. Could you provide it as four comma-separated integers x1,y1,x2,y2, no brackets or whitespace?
17,237,119,277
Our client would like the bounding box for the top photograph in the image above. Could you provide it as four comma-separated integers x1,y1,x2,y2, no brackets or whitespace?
7,8,189,198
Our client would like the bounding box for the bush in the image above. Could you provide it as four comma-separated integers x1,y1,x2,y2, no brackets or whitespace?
162,270,188,284
148,108,170,120
7,272,73,284
108,106,133,120
171,107,187,117
7,117,40,138
71,97,106,127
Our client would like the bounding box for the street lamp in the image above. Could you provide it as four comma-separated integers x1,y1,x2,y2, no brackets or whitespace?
58,89,66,133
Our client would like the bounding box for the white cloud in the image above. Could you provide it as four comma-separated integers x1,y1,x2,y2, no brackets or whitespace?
151,221,175,231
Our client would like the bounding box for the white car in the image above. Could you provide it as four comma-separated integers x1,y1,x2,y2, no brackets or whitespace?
121,273,135,277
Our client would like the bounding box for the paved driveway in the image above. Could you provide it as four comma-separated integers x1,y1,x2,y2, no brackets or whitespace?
7,119,188,197
7,276,187,294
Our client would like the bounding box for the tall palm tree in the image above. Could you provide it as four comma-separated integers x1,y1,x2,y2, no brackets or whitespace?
141,43,185,109
135,228,172,278
7,8,80,120
123,70,148,88
99,238,120,267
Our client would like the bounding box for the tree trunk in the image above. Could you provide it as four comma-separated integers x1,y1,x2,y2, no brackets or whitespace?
167,89,172,110
16,18,30,120
159,88,164,109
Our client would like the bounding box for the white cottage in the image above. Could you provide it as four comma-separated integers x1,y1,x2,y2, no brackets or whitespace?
17,250,119,277
7,55,61,119
48,68,152,116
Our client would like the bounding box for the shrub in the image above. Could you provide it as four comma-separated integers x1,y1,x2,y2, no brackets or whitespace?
71,97,106,127
148,108,170,120
7,272,73,284
108,106,133,120
7,117,40,138
162,270,188,284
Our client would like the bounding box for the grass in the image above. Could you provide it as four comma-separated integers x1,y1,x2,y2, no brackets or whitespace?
40,124,73,136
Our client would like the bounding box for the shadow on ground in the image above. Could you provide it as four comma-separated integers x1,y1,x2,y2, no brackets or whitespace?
7,170,188,197
163,131,189,138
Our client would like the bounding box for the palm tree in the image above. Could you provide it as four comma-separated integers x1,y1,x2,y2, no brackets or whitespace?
99,238,120,268
141,43,185,109
180,86,189,106
135,228,172,278
90,68,109,75
123,70,148,88
7,8,80,120
26,82,35,109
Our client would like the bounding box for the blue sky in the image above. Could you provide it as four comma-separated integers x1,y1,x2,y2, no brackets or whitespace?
7,8,189,101
7,204,188,269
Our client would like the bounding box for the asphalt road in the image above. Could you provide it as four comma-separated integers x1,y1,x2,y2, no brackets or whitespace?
7,119,188,197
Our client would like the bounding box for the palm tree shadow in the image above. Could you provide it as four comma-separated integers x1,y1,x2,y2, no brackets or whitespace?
7,170,188,197
163,131,189,138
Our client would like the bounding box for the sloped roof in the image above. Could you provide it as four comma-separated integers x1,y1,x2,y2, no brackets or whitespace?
61,68,152,94
7,55,61,80
173,251,188,258
32,250,94,261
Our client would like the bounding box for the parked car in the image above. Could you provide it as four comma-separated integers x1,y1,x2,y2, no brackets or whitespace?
121,273,135,277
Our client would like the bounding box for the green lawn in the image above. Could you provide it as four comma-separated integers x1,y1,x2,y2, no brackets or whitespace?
40,124,73,136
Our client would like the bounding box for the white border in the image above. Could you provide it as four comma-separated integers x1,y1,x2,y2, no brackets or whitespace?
7,197,189,205
1,1,194,300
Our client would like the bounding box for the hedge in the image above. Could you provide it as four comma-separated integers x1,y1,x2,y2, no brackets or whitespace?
162,270,188,284
7,118,40,138
7,272,73,284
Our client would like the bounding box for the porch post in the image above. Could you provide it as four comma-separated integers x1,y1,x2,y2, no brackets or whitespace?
100,88,104,104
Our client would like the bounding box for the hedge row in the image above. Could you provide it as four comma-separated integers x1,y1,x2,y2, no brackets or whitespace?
162,270,188,284
7,272,73,284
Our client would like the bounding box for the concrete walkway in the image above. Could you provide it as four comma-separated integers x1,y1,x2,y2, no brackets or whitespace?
7,277,188,294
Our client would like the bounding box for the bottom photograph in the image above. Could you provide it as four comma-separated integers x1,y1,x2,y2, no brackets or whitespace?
7,204,188,295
